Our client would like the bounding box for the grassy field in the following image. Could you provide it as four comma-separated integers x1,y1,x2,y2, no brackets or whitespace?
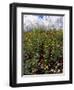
22,29,63,75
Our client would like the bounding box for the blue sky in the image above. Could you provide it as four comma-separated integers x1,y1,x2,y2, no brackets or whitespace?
23,15,64,31
38,15,44,19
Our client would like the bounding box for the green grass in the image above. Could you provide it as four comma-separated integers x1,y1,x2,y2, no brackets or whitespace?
22,29,63,75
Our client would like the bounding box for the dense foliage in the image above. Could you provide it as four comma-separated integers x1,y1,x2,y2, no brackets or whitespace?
22,29,63,75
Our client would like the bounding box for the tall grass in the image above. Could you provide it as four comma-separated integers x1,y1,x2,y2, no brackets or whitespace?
22,29,63,75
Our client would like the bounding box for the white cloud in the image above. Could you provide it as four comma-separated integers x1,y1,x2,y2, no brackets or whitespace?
23,15,63,31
